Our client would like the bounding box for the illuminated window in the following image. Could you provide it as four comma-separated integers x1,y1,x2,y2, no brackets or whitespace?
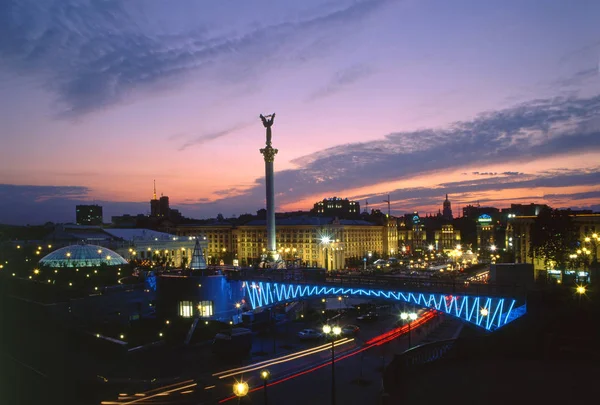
179,301,194,318
198,300,213,317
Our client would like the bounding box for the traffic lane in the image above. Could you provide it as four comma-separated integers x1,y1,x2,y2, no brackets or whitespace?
217,312,437,405
207,313,403,401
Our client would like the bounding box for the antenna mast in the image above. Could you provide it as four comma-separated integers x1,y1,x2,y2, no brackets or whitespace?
382,194,391,217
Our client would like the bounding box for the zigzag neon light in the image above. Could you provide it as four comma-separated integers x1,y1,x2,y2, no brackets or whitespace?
244,281,525,331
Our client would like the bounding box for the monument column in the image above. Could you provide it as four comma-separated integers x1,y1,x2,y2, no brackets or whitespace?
259,114,278,261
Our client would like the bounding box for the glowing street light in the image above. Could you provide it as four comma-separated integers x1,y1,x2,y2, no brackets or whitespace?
576,285,586,295
400,312,418,348
490,245,497,252
480,308,489,317
260,369,271,404
428,245,434,251
322,325,342,405
233,381,249,399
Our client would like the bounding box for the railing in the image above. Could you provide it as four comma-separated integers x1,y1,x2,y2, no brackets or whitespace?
382,339,457,399
226,268,525,298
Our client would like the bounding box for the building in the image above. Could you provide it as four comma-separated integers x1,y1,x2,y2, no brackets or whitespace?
43,225,202,268
505,203,549,217
508,212,600,280
462,205,500,219
398,213,461,253
442,194,453,220
170,222,235,265
76,204,103,225
476,214,495,249
149,180,171,218
38,244,128,268
312,197,360,219
434,223,462,252
398,213,427,253
169,216,395,270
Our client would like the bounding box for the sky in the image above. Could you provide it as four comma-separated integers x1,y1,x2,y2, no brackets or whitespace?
1,0,600,225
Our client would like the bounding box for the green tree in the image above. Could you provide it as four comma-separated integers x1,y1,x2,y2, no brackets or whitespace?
530,208,578,269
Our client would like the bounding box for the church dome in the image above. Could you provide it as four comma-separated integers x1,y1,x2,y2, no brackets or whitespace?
39,244,128,268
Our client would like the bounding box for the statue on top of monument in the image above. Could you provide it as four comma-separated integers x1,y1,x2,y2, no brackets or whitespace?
260,113,276,146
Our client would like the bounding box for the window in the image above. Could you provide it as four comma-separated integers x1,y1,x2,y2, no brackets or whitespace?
179,301,194,318
198,300,213,317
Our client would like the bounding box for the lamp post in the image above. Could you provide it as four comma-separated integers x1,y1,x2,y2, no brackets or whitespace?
400,312,417,348
576,284,586,307
322,324,342,405
260,369,270,404
233,381,249,404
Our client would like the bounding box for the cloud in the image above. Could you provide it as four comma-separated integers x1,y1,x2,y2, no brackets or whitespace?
0,184,147,225
307,64,373,101
0,0,391,117
188,94,600,215
177,121,253,151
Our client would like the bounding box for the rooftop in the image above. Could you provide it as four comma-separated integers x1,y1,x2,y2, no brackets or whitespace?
39,244,128,268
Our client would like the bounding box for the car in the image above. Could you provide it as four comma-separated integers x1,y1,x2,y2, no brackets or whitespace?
297,329,323,340
356,312,378,322
341,324,360,336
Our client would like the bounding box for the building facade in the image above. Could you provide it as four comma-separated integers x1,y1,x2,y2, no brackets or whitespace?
434,224,462,252
312,197,360,218
169,216,396,270
476,214,495,249
508,213,600,278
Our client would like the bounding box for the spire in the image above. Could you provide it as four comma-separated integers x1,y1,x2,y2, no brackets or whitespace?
153,180,157,200
445,193,448,201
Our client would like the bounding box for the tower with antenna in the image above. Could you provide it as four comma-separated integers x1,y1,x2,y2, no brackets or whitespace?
150,180,160,217
382,194,391,217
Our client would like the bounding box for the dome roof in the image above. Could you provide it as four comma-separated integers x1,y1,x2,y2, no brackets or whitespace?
39,244,128,268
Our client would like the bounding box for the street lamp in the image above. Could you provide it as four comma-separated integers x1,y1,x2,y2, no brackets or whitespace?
480,308,489,317
322,324,342,405
260,369,271,404
233,381,249,403
321,236,331,271
400,312,417,348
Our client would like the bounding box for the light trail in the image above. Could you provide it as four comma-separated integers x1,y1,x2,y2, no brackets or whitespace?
216,338,354,379
218,310,437,403
212,338,350,377
101,382,197,405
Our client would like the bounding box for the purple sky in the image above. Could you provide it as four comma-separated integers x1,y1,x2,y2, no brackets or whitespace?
1,0,600,225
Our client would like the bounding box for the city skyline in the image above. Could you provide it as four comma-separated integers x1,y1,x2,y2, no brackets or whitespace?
2,0,600,225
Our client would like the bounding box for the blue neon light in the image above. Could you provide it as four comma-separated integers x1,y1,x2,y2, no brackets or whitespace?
244,281,525,331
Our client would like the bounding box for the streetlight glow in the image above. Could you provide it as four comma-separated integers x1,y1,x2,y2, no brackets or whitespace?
480,308,489,317
323,324,332,334
576,285,586,295
233,381,249,397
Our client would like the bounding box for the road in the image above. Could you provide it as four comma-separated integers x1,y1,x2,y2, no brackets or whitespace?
98,308,439,405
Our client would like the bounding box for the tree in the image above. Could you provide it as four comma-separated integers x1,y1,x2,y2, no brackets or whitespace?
530,208,578,269
216,213,224,222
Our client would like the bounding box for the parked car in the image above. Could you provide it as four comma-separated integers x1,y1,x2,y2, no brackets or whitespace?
297,329,323,340
356,312,378,322
341,324,360,336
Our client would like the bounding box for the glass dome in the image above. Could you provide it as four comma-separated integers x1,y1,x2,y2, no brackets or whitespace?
39,244,128,268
